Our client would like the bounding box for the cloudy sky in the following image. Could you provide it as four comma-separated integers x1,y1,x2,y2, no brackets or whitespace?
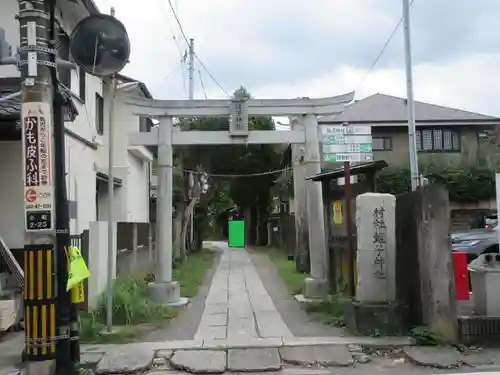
93,0,500,117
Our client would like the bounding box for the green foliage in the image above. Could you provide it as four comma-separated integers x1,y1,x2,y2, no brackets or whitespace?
409,326,444,346
80,250,216,344
376,164,496,202
79,277,174,343
267,249,307,295
172,86,282,238
305,296,347,328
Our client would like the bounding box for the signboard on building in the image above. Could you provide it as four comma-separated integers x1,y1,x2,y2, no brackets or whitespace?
22,102,54,232
321,124,373,163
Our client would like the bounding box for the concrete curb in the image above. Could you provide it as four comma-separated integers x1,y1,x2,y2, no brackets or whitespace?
82,335,415,354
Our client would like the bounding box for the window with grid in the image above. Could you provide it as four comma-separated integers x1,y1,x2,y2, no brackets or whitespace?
415,128,460,152
372,136,392,151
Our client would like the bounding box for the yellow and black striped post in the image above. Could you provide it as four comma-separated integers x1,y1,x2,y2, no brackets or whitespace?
24,245,57,361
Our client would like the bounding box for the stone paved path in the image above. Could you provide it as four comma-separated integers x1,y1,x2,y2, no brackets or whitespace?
195,242,293,341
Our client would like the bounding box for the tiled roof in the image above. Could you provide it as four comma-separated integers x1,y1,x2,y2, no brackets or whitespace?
319,93,499,123
0,78,77,120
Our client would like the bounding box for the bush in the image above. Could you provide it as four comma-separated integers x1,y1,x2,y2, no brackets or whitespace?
376,165,496,202
80,277,174,343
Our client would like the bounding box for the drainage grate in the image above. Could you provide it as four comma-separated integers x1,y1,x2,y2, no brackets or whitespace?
459,315,500,344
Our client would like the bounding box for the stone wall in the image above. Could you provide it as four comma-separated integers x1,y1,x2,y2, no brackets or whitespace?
395,184,458,341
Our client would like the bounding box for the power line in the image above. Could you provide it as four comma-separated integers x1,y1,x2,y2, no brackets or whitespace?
198,69,208,99
354,0,417,94
164,164,293,178
195,54,230,97
165,0,230,97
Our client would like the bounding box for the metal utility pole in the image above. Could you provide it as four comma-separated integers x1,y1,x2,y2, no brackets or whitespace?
187,38,195,244
342,123,355,297
402,0,419,191
105,7,117,334
18,0,73,373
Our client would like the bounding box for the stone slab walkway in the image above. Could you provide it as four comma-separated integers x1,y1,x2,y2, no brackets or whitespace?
195,243,292,341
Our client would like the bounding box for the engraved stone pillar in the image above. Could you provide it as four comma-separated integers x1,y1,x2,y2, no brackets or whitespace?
355,192,396,302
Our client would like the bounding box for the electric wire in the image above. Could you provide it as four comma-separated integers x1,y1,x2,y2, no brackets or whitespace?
166,0,230,97
198,69,208,99
158,164,293,178
354,0,418,94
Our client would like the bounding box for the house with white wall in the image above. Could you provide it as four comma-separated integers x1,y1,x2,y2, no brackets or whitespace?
0,0,152,276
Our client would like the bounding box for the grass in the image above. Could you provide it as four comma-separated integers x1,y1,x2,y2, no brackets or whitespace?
304,296,347,328
174,249,216,297
80,248,216,344
264,247,347,328
266,248,307,295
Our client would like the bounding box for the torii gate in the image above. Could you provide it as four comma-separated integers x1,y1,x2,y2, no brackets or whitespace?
127,92,354,305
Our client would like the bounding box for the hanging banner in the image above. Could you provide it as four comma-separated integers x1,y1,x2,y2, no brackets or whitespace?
22,102,54,232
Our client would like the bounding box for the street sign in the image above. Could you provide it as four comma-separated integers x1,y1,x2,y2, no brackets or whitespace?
22,102,55,232
323,153,373,163
321,124,372,163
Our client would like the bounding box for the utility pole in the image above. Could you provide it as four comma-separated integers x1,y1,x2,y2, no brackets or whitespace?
48,0,76,372
106,6,117,333
402,0,419,191
18,0,73,374
187,38,195,244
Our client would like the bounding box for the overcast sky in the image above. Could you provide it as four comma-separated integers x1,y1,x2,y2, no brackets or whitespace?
94,0,500,117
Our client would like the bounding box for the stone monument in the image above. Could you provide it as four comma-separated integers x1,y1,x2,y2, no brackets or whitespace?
344,193,408,335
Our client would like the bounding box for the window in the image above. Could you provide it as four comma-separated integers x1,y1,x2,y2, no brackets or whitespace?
95,93,104,135
416,128,460,152
372,136,392,151
57,32,71,88
78,66,86,103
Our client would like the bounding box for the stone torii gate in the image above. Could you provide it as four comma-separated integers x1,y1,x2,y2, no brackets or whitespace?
127,92,354,305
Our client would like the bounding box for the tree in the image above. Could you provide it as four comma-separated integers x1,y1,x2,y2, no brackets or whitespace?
175,86,282,249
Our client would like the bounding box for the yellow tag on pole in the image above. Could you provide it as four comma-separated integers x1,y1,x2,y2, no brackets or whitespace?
333,200,343,225
66,246,90,292
71,282,85,303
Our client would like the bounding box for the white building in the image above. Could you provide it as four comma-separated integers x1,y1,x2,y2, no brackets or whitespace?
0,0,152,268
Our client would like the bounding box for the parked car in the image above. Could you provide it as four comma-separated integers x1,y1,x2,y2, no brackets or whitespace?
452,226,499,263
469,212,498,229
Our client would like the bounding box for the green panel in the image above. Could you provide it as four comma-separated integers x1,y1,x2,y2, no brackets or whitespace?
228,220,245,248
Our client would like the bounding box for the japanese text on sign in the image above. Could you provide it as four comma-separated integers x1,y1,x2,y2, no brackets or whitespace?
22,102,54,232
372,206,387,279
24,115,40,187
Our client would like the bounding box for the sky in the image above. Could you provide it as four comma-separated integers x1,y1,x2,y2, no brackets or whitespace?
93,0,500,118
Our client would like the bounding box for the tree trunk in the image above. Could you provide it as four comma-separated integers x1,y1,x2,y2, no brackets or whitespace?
180,197,198,259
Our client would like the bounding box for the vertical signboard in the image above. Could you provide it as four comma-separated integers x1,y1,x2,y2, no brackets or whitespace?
22,102,54,232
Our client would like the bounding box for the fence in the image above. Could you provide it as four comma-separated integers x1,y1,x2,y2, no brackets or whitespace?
267,214,296,255
116,222,156,278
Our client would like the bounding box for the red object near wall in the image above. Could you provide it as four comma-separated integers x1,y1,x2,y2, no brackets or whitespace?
453,252,470,300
